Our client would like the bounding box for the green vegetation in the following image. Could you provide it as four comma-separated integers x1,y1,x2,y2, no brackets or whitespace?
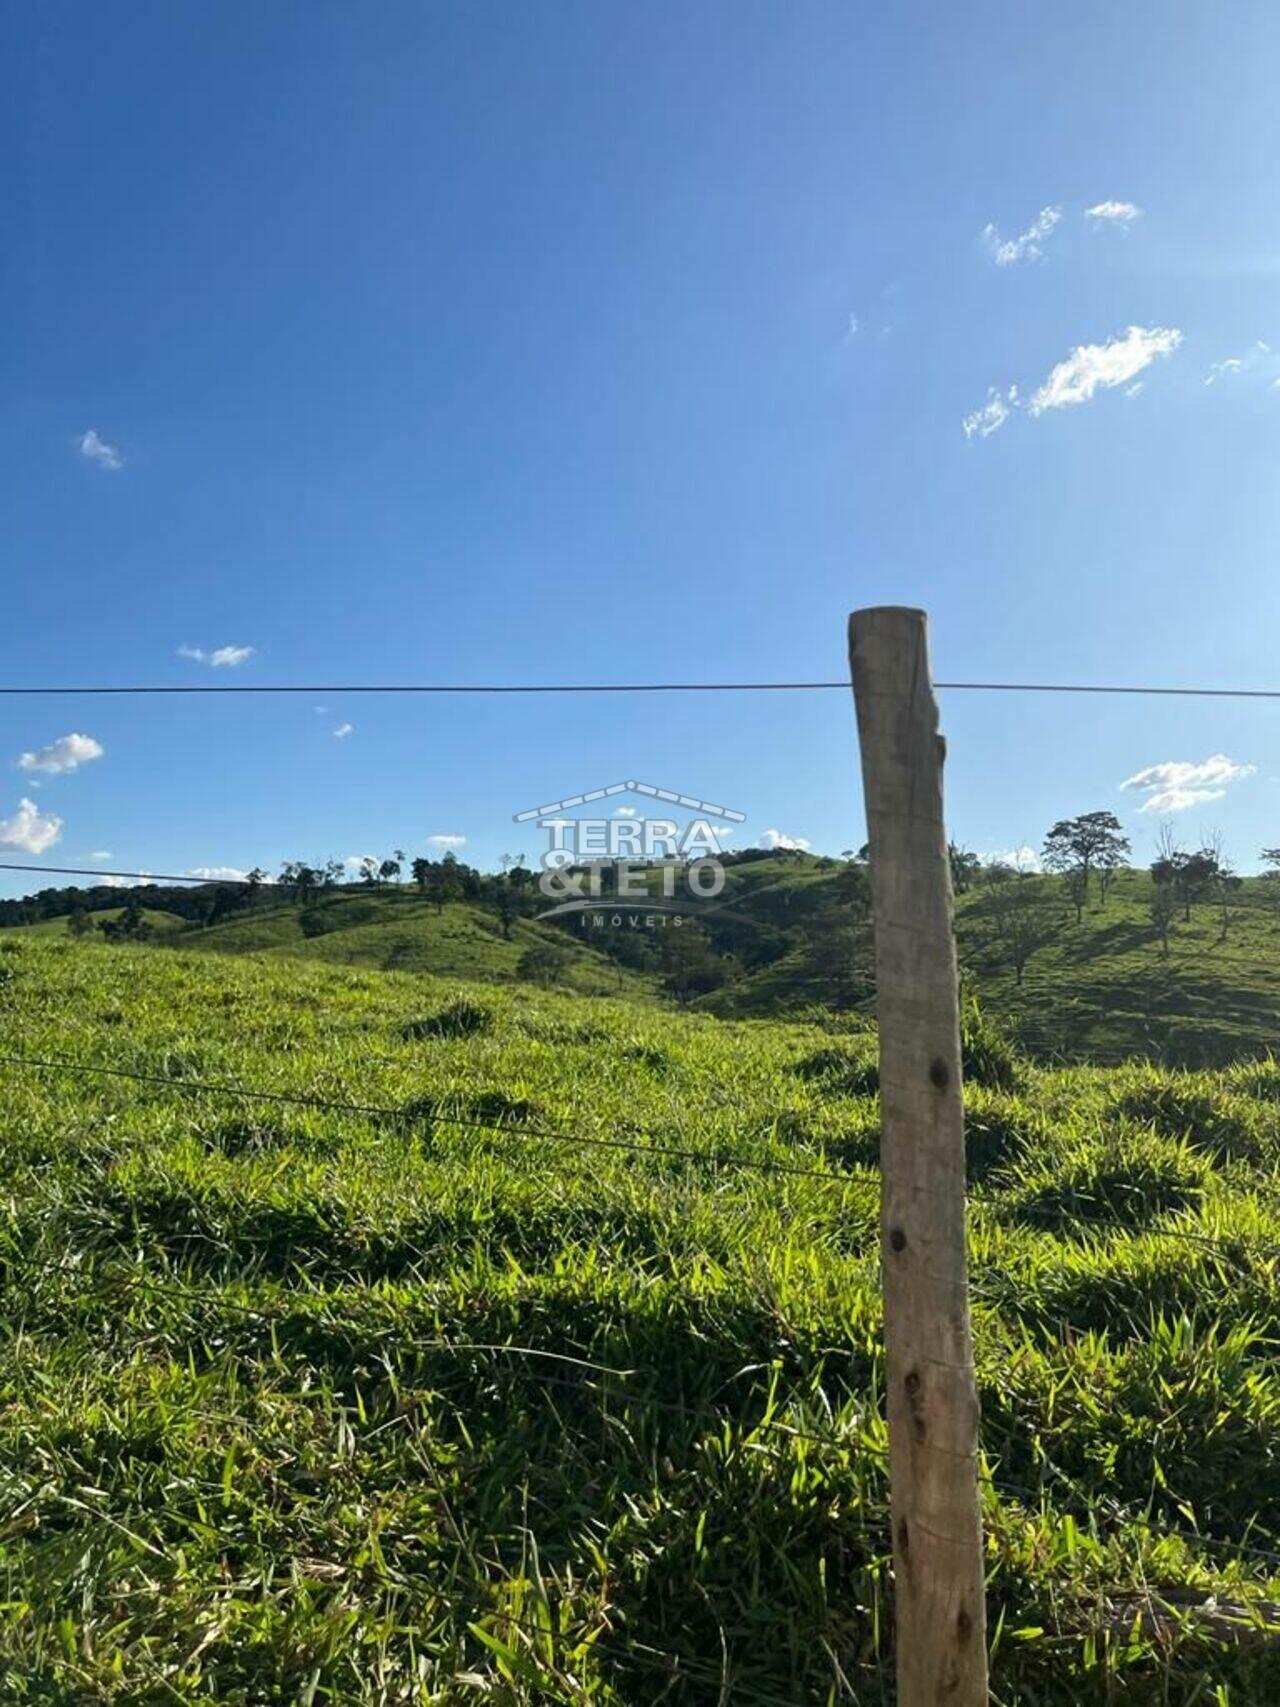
7,833,1280,1065
4,933,1280,1698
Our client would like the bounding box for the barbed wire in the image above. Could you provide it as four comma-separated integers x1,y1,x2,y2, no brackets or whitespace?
4,675,1280,698
0,1051,867,1186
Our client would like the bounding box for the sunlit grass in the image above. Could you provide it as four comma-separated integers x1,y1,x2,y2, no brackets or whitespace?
2,931,1280,1700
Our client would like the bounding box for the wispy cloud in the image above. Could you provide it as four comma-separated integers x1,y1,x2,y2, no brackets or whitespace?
613,806,638,817
0,797,63,853
1205,341,1273,385
333,722,353,739
99,871,150,888
427,834,467,850
189,865,253,882
1029,325,1182,414
1086,200,1142,225
177,644,256,669
1120,753,1255,813
982,205,1062,266
88,850,112,861
761,828,810,851
17,732,104,775
962,387,1018,440
78,429,123,471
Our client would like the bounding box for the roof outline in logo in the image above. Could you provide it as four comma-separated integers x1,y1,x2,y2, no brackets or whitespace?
513,781,746,824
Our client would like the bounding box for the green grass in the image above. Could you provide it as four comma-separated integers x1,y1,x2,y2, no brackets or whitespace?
4,933,1280,1698
956,869,1280,1066
15,859,1280,1064
185,893,649,997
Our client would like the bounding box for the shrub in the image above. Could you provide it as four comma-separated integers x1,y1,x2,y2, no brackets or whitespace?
399,999,493,1041
1111,1067,1263,1160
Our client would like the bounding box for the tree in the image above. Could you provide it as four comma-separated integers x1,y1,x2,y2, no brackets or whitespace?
981,859,1060,986
359,857,379,887
379,851,403,886
517,943,573,986
411,856,431,895
1149,872,1178,957
1262,848,1280,879
948,843,981,895
1151,830,1220,924
659,924,734,1002
429,853,462,915
67,904,92,937
1042,812,1130,924
99,900,152,944
1203,831,1243,941
1148,825,1180,956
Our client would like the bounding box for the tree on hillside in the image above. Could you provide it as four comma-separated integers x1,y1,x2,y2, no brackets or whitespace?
1203,832,1244,942
1261,848,1280,879
379,849,404,886
1042,812,1130,924
517,943,573,986
1149,872,1178,957
429,853,462,916
981,858,1060,986
99,900,152,944
411,856,431,895
948,843,981,894
1148,825,1181,956
67,903,91,937
1150,830,1222,924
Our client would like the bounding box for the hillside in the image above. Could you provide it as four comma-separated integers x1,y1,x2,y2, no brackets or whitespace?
4,933,1280,1697
6,855,1280,1063
192,889,653,996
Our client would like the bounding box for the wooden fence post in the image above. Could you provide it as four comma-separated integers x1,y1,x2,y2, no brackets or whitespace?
849,606,988,1706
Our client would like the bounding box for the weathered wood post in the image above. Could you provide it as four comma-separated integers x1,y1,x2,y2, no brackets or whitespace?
849,607,988,1705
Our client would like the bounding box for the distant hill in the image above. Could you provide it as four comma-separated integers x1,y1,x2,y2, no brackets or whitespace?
4,853,1280,1063
174,890,649,997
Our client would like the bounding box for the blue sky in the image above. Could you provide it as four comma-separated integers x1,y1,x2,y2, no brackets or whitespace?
3,0,1280,892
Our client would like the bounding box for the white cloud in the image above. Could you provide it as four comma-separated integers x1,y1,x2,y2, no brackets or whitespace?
177,644,256,669
613,806,638,817
333,722,353,739
99,872,150,888
1125,381,1145,398
1029,325,1182,415
0,798,63,854
1120,753,1255,814
17,732,104,775
1086,200,1142,224
846,312,860,339
78,429,123,471
189,865,254,883
963,386,1018,440
88,850,112,860
427,834,467,850
343,854,378,874
982,205,1062,266
982,844,1042,873
761,828,811,851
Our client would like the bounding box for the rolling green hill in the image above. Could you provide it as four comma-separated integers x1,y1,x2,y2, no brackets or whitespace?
193,891,653,995
4,932,1280,1698
6,855,1280,1063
